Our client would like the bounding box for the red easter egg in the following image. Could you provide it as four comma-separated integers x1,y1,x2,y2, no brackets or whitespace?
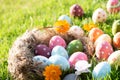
89,28,104,42
49,35,66,50
69,52,88,67
95,41,113,60
70,4,84,17
113,32,120,49
35,44,51,58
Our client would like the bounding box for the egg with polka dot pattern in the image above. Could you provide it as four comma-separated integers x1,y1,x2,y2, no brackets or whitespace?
112,20,120,35
49,35,66,50
95,41,113,60
67,40,83,55
35,44,51,58
70,4,84,17
58,15,72,25
33,55,51,68
92,62,111,79
49,55,70,70
92,8,107,23
113,32,120,49
89,28,104,42
51,46,68,59
68,52,88,67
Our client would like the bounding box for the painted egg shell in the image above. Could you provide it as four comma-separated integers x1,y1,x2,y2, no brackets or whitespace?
107,0,120,13
49,55,70,70
95,41,113,60
108,50,120,66
63,73,79,80
58,15,72,25
92,8,107,23
70,4,84,17
68,26,84,39
94,34,112,47
69,52,88,67
33,55,51,68
35,44,51,58
67,40,83,55
92,62,111,79
51,46,68,59
113,32,120,49
49,35,66,50
112,20,120,35
89,28,104,42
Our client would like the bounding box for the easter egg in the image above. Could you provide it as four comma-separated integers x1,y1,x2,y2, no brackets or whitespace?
33,55,51,68
92,8,107,23
35,44,51,58
113,32,120,49
58,15,72,25
69,52,88,67
68,26,84,39
92,62,111,79
49,35,66,50
51,46,68,59
107,0,120,13
112,20,120,35
108,50,120,66
67,40,83,55
94,34,112,47
89,28,104,42
95,41,113,60
49,55,70,70
70,4,84,17
63,73,79,80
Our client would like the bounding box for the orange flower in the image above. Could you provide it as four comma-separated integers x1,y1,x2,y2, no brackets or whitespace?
83,23,97,31
54,20,70,34
43,64,62,80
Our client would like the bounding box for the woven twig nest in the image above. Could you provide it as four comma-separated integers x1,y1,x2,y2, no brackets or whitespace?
8,28,94,80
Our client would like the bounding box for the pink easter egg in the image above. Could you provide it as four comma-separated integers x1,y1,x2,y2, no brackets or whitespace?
113,32,120,49
70,4,84,17
95,41,113,60
35,44,51,58
69,52,88,67
49,35,66,50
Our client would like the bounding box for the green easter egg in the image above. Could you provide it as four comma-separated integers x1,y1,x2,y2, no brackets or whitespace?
112,20,120,35
67,40,83,55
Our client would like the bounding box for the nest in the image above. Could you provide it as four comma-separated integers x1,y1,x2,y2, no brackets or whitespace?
8,28,94,80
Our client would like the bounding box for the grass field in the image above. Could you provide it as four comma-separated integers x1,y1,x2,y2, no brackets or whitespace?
0,0,120,80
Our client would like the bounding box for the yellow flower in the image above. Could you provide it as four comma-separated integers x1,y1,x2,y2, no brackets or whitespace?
54,20,70,34
43,64,62,80
83,23,97,31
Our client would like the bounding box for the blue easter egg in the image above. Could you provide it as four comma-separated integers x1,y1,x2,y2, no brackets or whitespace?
49,55,70,70
92,62,111,79
58,15,72,25
51,46,68,59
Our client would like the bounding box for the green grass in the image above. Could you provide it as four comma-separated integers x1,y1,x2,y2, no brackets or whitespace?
0,0,120,80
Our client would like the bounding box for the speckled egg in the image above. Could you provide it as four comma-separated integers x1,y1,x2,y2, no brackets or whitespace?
49,55,70,70
67,40,83,55
94,34,112,47
107,0,120,13
70,4,84,17
95,41,113,60
58,15,72,25
68,26,84,39
113,32,120,49
89,28,104,42
49,35,66,50
112,20,120,35
63,73,79,80
35,44,51,58
69,52,88,67
51,46,68,59
92,8,107,23
33,55,51,68
108,50,120,66
92,62,111,79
